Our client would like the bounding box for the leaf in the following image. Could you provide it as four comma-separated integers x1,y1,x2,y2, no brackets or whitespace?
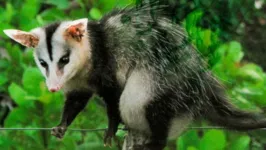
69,9,86,19
40,8,65,21
0,23,14,38
229,91,260,111
8,83,27,106
0,135,14,149
234,86,263,98
62,136,77,150
5,107,29,126
226,41,244,63
22,67,44,97
5,3,15,23
200,130,226,150
5,44,23,65
116,0,134,7
201,29,212,53
22,49,35,65
46,0,69,9
184,10,203,36
0,59,10,69
89,8,102,20
18,0,41,30
187,146,199,150
96,0,117,14
21,0,40,19
228,135,250,150
236,64,264,83
177,130,200,150
177,136,185,150
0,73,8,85
213,44,227,64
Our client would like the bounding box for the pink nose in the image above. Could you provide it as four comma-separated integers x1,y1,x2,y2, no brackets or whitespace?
49,88,58,93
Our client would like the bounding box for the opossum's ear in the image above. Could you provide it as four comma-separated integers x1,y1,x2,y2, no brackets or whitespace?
3,29,39,48
65,18,88,42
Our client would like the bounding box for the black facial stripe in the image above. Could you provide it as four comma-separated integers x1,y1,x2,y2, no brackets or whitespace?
58,51,70,70
38,59,49,77
45,22,60,61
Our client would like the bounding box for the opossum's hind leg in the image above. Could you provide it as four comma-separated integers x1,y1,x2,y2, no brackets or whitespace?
123,130,166,150
144,93,177,150
144,90,193,150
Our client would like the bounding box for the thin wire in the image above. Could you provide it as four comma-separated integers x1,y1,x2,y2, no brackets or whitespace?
0,127,124,131
189,126,227,130
0,126,266,131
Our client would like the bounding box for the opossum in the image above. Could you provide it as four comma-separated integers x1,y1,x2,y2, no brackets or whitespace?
4,4,266,150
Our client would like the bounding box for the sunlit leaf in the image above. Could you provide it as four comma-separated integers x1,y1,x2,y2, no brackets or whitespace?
200,130,226,150
187,146,199,150
226,41,244,63
89,8,102,20
236,64,264,83
8,83,27,106
22,67,43,97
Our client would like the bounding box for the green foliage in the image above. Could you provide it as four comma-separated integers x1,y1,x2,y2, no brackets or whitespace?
177,6,266,150
1,0,266,150
199,130,226,150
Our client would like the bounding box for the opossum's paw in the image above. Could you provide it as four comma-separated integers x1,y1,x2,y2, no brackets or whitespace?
51,126,67,139
104,129,114,147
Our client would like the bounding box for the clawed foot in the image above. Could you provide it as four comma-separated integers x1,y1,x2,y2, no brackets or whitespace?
51,125,67,139
104,129,115,147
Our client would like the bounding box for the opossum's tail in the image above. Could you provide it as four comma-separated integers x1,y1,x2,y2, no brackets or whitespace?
204,77,266,130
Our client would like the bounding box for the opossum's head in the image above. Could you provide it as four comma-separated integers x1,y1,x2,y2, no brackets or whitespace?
3,18,91,92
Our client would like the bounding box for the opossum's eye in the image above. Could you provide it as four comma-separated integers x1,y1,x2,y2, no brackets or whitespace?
58,53,70,68
39,59,48,68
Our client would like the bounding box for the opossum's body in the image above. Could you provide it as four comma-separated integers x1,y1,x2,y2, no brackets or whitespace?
103,9,202,137
4,5,266,150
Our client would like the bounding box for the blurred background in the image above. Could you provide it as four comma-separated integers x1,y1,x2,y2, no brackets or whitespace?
1,0,266,149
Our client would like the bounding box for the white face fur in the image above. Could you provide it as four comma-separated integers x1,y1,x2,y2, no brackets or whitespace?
4,18,91,92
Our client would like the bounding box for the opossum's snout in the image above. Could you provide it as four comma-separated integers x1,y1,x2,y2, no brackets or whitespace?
48,85,62,92
46,77,63,93
45,68,66,93
50,88,57,93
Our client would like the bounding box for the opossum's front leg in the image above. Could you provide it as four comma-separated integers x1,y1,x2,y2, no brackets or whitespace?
100,86,121,147
51,91,92,139
104,102,121,146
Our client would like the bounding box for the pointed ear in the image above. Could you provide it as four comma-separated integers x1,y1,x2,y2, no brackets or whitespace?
3,29,39,48
65,18,88,42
